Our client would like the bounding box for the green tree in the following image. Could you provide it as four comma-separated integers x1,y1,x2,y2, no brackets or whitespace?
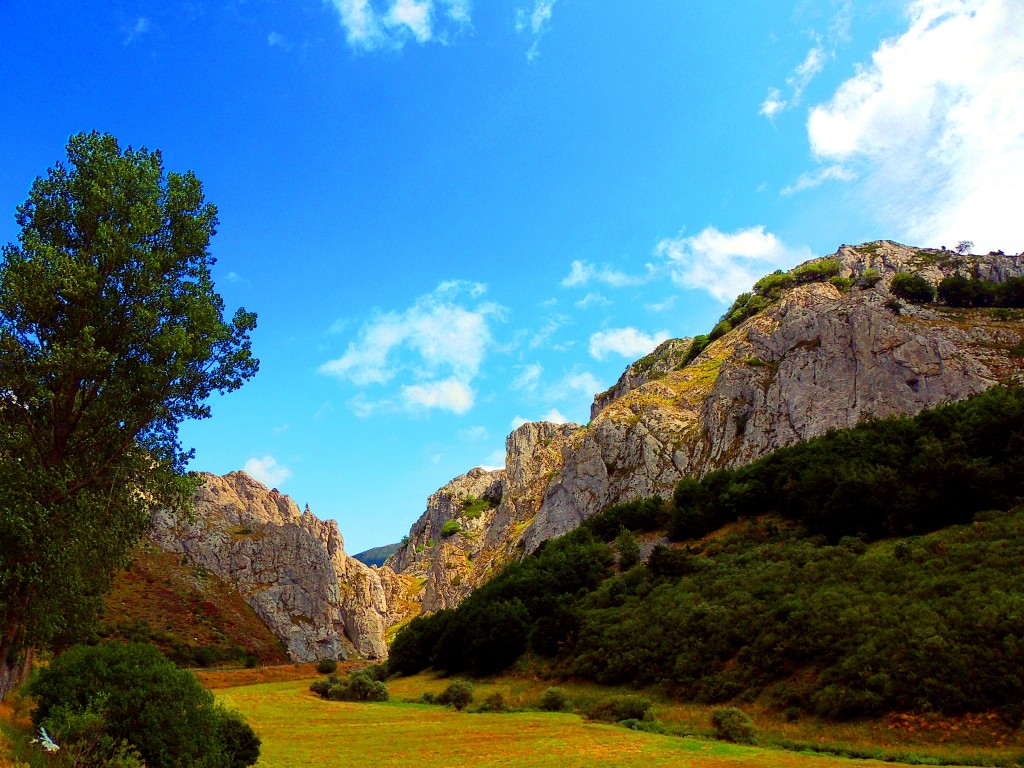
0,132,257,696
28,641,260,768
615,527,640,570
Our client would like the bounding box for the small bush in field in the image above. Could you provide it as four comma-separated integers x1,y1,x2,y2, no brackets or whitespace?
316,658,338,674
711,706,757,744
539,687,571,712
437,680,474,711
587,695,653,723
478,692,508,712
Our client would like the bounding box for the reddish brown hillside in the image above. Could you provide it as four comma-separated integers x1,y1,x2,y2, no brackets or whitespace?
101,543,288,666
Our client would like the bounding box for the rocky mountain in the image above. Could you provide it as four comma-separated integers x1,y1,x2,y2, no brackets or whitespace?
385,240,1024,613
149,471,417,662
148,240,1024,660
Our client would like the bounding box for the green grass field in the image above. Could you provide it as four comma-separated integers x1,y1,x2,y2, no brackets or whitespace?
216,677,939,768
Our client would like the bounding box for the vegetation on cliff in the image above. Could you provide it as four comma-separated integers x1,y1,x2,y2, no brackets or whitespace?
388,386,1024,723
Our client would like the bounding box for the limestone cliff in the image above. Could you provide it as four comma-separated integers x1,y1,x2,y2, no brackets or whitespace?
149,471,416,662
391,241,1024,610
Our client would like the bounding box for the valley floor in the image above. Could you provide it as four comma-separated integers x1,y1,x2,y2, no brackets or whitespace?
213,670,1022,768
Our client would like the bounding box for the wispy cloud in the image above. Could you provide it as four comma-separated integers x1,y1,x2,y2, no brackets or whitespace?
806,0,1024,251
512,363,543,393
326,0,472,52
515,0,556,61
267,31,292,50
244,455,292,487
561,259,652,289
760,44,828,119
319,281,503,414
781,164,857,195
123,17,151,45
759,1,852,120
656,225,812,302
589,327,670,361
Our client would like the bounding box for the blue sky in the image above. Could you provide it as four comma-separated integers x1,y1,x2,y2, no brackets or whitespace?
3,0,1022,553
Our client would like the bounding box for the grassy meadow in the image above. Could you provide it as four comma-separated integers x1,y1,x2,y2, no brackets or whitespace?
213,670,1023,768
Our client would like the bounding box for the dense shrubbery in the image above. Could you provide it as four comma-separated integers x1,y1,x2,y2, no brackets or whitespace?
890,272,935,302
309,669,389,702
938,275,1024,308
436,680,474,710
316,658,338,674
711,707,757,744
539,687,572,712
585,694,653,723
388,387,1024,722
440,520,462,538
27,642,259,768
387,529,613,677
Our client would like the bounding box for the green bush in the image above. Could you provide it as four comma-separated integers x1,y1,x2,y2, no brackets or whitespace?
889,272,935,302
313,670,389,702
587,695,653,722
316,658,338,674
539,687,571,712
793,259,841,283
440,520,462,538
27,642,259,768
753,270,795,301
711,707,756,744
828,276,854,292
478,692,508,712
437,680,474,710
615,527,640,570
859,267,881,287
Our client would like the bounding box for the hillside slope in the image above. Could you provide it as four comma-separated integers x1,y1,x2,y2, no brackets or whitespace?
386,240,1024,615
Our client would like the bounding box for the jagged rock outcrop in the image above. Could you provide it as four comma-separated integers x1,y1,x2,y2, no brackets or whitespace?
150,471,416,662
591,338,693,418
392,241,1024,599
385,421,578,611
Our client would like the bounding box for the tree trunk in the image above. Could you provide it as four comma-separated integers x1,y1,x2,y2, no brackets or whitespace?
0,648,33,701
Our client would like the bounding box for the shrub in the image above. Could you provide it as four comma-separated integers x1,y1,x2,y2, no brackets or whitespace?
437,680,474,711
793,259,841,283
27,642,259,768
711,707,757,744
478,692,508,712
587,695,653,723
539,687,571,712
440,520,462,538
316,658,338,674
615,528,640,571
828,276,854,292
890,272,935,302
314,670,389,702
859,267,881,287
753,270,795,301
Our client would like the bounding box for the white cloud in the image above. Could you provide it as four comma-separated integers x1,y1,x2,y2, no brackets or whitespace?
326,0,471,52
244,455,292,487
760,45,828,119
561,259,651,289
575,292,612,309
459,425,488,441
589,327,670,361
805,0,1024,252
124,17,151,45
267,31,291,49
510,415,529,429
515,0,556,61
781,164,857,195
541,408,569,424
512,363,543,392
320,281,501,414
477,446,506,471
401,378,474,413
561,370,602,398
656,225,812,302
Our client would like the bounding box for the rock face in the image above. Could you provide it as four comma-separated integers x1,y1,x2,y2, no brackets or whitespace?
149,471,416,662
153,241,1024,655
391,241,1024,606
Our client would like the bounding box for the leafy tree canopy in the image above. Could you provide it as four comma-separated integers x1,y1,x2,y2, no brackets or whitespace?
0,132,257,692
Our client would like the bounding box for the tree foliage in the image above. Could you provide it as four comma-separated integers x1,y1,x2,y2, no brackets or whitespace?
28,642,259,768
0,132,257,688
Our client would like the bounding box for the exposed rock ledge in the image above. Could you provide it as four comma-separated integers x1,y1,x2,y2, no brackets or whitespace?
150,471,416,662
